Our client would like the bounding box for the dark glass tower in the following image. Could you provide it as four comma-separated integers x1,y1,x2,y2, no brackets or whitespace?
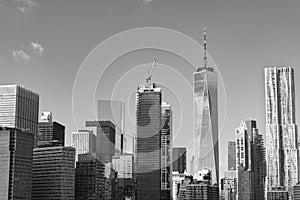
86,120,116,163
173,147,187,174
136,83,162,200
0,127,34,200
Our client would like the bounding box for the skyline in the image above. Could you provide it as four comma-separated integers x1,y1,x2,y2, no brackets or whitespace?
2,0,300,178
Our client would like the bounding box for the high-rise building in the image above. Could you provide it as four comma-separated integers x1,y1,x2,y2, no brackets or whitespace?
136,83,162,200
98,100,125,155
172,172,186,200
72,130,96,161
112,153,134,179
267,186,289,200
265,67,299,197
38,112,65,147
0,127,34,199
193,29,219,185
235,120,266,200
228,141,236,170
75,153,105,200
86,120,116,163
173,147,187,174
32,146,75,200
221,173,237,200
161,101,172,200
293,183,300,199
0,85,39,146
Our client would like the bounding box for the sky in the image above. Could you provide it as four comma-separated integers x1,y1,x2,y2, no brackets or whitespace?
1,0,300,177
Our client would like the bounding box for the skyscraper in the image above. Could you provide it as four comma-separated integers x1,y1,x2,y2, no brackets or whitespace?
86,120,116,163
72,130,96,161
193,29,219,185
32,146,75,200
0,85,39,147
173,147,187,174
38,112,65,147
235,119,266,200
161,101,172,200
265,67,299,197
112,153,134,179
0,127,34,200
228,141,236,170
136,82,162,200
98,100,125,155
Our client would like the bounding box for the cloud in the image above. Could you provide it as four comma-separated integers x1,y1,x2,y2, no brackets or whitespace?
14,0,39,14
140,0,153,5
12,49,30,63
31,41,44,55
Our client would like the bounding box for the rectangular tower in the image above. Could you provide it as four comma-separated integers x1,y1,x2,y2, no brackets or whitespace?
265,67,299,197
136,83,162,200
0,85,39,147
72,130,97,161
193,66,219,185
228,142,236,170
0,127,34,200
173,147,187,174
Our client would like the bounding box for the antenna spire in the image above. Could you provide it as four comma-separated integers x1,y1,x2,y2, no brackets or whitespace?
203,27,207,69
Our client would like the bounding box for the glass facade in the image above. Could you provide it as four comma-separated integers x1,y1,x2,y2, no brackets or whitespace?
136,83,162,200
32,146,75,200
38,121,65,147
193,67,219,185
173,147,187,174
265,67,299,197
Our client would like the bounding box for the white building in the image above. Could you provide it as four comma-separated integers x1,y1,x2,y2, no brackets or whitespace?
72,130,96,161
112,154,133,178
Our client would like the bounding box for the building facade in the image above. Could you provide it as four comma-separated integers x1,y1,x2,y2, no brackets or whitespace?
112,153,134,179
72,130,96,161
86,120,116,163
265,67,299,198
75,153,105,200
161,101,172,200
0,85,39,147
173,147,187,174
228,141,236,170
193,65,219,185
32,146,75,200
135,83,162,200
0,127,34,200
38,112,65,147
98,100,125,155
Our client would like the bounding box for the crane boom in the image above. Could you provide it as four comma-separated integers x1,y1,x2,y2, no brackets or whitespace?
146,59,157,83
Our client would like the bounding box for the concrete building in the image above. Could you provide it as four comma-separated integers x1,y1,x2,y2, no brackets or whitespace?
220,171,237,200
0,127,34,200
86,120,116,163
32,146,75,200
293,183,300,200
193,29,219,185
135,83,162,200
228,141,236,170
265,67,299,198
72,130,96,161
172,172,186,200
267,186,289,200
75,153,105,200
0,85,39,147
112,154,134,179
173,147,186,174
38,112,65,147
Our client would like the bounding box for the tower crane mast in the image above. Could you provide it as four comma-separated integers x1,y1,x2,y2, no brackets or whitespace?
146,59,157,83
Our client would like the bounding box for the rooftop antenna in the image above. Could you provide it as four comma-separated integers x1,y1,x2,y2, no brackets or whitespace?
146,59,157,83
203,27,208,69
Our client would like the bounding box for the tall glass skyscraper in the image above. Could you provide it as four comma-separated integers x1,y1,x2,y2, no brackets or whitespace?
193,29,219,185
193,66,219,185
0,85,39,147
136,83,162,200
265,67,299,197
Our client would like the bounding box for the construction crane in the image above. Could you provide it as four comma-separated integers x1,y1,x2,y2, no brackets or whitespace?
146,59,157,83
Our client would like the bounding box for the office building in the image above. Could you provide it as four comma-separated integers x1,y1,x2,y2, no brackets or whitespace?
38,112,65,147
86,120,116,163
112,153,134,179
172,172,186,200
98,100,125,155
136,83,162,200
221,173,237,200
32,146,75,200
193,29,219,185
0,85,39,147
75,153,105,200
161,101,172,200
265,67,299,197
293,183,300,200
228,141,236,170
267,186,289,200
0,127,34,199
173,147,186,174
72,130,96,161
184,182,219,200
